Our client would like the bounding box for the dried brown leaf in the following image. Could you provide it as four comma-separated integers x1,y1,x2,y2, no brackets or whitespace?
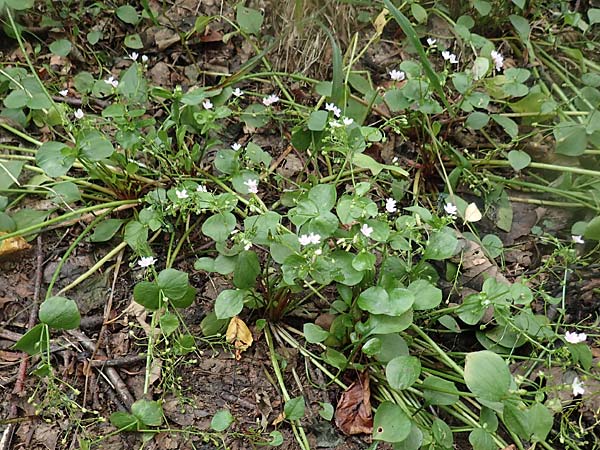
226,316,253,360
0,232,31,259
334,372,373,435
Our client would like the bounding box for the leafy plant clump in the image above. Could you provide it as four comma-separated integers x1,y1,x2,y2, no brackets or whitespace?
1,1,599,449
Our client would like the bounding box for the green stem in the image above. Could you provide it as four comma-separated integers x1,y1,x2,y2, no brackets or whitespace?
470,159,600,178
409,324,465,377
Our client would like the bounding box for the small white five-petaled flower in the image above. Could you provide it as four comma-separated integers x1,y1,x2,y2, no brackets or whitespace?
105,75,119,88
244,178,258,194
196,184,208,192
360,224,374,238
59,89,68,96
442,51,459,64
299,232,321,246
342,117,354,126
141,55,149,63
329,120,343,128
389,69,405,81
427,38,437,46
263,94,280,106
572,235,585,244
129,52,139,61
202,99,213,110
385,198,397,213
74,108,84,120
138,256,157,268
231,142,242,151
490,50,504,71
444,202,458,216
565,331,587,344
572,376,585,396
175,189,188,199
325,102,341,117
232,87,244,97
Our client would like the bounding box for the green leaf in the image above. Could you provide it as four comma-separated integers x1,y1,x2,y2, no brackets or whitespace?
27,93,52,110
407,280,442,310
432,418,453,448
284,396,305,421
492,114,519,139
39,296,80,330
589,8,600,25
159,312,179,337
473,0,492,16
464,351,511,401
303,323,329,343
233,251,260,289
170,286,196,309
318,402,334,421
13,323,47,355
357,286,415,316
4,89,29,109
469,429,496,450
89,219,123,242
78,130,115,161
422,375,459,406
466,111,489,130
584,215,600,240
366,310,413,335
36,141,76,177
236,5,264,35
423,229,458,261
410,3,427,23
0,160,24,189
373,401,411,442
157,268,189,300
133,281,161,310
214,289,245,319
512,0,526,8
507,150,530,171
392,424,424,450
202,212,236,242
49,39,72,56
131,399,163,427
49,181,81,204
554,121,587,156
352,153,409,177
241,103,269,128
481,234,503,258
509,15,530,43
529,402,553,442
123,220,148,253
124,34,143,49
309,184,337,213
87,30,102,45
211,409,235,432
109,411,139,431
118,63,147,102
307,110,328,131
116,5,140,24
386,355,421,390
5,0,35,9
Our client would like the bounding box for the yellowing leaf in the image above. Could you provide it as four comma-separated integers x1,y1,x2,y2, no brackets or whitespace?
373,8,389,34
226,316,253,360
464,203,482,223
0,232,31,259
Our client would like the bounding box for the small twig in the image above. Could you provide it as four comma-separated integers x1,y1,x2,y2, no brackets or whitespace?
67,329,135,407
50,95,110,109
89,355,146,368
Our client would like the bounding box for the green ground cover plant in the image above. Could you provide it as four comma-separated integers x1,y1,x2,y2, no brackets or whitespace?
1,0,599,449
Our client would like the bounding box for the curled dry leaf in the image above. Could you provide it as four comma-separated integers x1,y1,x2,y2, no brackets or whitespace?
0,232,31,259
334,372,373,435
226,316,253,360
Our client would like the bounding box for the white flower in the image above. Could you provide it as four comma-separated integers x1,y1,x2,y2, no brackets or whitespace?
202,99,213,110
385,198,397,213
491,50,504,71
231,143,242,151
129,52,139,61
244,241,252,251
389,69,405,81
308,232,321,244
314,248,322,256
565,331,587,344
263,94,280,106
324,103,341,117
427,38,437,46
572,377,585,396
572,235,584,244
342,117,354,126
444,202,458,216
244,178,258,194
175,189,188,199
232,87,244,97
59,89,68,96
329,120,342,128
74,108,84,120
196,184,207,192
299,234,312,246
360,224,373,238
442,51,459,64
138,256,156,268
105,75,119,88
141,55,149,63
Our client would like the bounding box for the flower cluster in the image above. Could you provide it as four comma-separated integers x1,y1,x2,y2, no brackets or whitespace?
263,94,280,106
325,102,341,118
329,117,354,128
105,75,119,88
298,232,321,246
490,50,504,71
442,50,459,65
564,331,587,344
138,256,157,268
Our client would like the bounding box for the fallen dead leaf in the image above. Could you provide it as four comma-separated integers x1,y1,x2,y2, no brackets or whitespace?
373,8,388,34
0,232,31,259
226,316,253,360
334,372,373,435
